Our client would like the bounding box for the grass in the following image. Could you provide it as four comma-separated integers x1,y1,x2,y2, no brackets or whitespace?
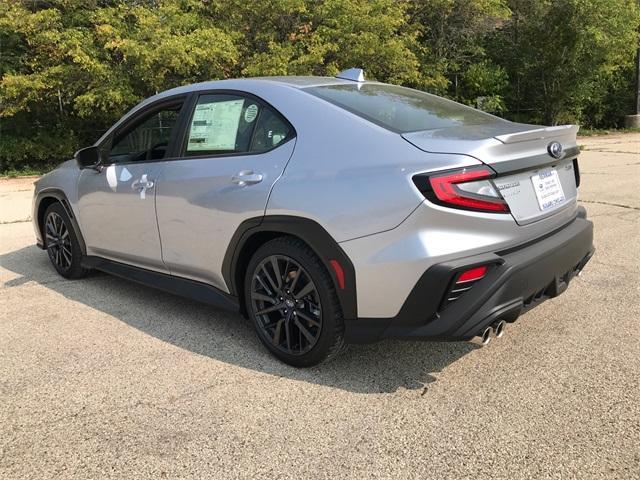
0,163,57,179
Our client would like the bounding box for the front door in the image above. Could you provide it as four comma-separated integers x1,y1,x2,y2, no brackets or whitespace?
76,99,185,271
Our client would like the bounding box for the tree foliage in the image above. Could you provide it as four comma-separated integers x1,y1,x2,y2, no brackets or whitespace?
1,0,638,171
488,0,640,125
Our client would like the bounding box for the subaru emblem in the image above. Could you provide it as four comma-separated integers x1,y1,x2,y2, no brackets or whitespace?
547,141,563,159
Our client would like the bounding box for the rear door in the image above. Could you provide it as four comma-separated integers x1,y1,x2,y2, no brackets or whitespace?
155,91,296,290
76,96,186,271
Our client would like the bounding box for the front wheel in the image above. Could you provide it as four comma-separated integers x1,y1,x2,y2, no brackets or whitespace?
244,237,345,367
43,202,88,279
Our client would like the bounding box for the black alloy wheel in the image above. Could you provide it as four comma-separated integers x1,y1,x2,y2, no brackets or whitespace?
245,237,345,367
43,202,88,279
45,211,73,273
251,254,322,356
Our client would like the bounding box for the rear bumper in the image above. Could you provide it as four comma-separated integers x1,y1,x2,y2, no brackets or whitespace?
344,214,594,343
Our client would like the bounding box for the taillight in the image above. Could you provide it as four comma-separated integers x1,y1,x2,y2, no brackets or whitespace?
413,166,509,213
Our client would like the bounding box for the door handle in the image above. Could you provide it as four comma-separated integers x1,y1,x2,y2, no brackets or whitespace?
131,175,154,191
231,171,263,187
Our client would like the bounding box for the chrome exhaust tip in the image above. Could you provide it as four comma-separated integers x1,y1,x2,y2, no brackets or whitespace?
493,320,506,339
480,326,492,346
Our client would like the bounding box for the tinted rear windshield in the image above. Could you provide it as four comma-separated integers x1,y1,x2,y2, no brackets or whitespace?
305,83,500,133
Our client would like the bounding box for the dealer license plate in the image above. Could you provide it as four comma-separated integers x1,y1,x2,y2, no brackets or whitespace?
531,169,566,211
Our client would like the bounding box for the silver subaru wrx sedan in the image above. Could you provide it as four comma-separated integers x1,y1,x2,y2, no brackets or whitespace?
33,69,594,367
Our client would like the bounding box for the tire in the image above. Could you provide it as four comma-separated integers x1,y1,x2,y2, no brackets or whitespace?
244,236,345,367
43,202,88,279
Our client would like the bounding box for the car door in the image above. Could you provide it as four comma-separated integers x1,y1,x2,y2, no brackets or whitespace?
155,91,296,290
76,96,186,271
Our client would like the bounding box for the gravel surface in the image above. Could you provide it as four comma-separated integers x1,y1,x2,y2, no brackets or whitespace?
1,134,639,479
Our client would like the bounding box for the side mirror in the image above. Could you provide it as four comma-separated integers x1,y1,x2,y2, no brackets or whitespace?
75,146,100,170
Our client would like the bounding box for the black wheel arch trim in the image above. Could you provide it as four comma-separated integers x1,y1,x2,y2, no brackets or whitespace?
222,216,358,320
34,189,86,254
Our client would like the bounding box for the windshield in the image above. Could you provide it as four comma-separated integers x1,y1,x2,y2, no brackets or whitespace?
305,83,502,133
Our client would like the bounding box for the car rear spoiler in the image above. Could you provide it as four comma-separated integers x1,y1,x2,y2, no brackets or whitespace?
494,125,579,144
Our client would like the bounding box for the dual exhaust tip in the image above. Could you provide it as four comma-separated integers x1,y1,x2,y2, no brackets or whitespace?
479,320,506,345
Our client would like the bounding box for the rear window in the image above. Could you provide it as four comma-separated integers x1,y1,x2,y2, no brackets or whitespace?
305,83,500,133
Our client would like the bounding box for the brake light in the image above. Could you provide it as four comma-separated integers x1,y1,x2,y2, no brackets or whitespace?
413,167,509,213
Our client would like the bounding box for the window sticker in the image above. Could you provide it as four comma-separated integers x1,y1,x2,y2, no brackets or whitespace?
187,99,244,151
266,129,286,146
244,104,259,123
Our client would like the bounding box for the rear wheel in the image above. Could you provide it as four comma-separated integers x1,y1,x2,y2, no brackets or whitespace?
244,237,344,367
43,202,87,279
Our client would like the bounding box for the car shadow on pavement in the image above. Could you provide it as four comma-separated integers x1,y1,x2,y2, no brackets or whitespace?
1,245,480,394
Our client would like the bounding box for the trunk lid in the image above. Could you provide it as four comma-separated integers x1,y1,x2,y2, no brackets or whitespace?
402,123,580,225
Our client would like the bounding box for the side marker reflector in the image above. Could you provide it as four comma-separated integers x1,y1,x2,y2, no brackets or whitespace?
458,265,488,283
329,259,345,290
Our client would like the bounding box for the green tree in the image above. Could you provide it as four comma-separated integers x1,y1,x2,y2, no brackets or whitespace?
409,0,511,96
222,0,424,85
489,0,640,125
1,0,639,172
0,0,238,171
460,61,509,113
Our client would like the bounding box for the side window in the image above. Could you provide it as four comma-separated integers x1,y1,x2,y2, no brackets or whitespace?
185,94,257,156
184,93,293,157
109,103,182,163
250,106,292,153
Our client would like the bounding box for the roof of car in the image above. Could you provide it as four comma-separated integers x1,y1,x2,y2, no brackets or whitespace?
96,76,363,145
153,76,358,99
250,76,356,88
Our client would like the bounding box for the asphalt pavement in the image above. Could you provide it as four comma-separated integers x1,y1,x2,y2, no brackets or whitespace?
1,133,639,479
